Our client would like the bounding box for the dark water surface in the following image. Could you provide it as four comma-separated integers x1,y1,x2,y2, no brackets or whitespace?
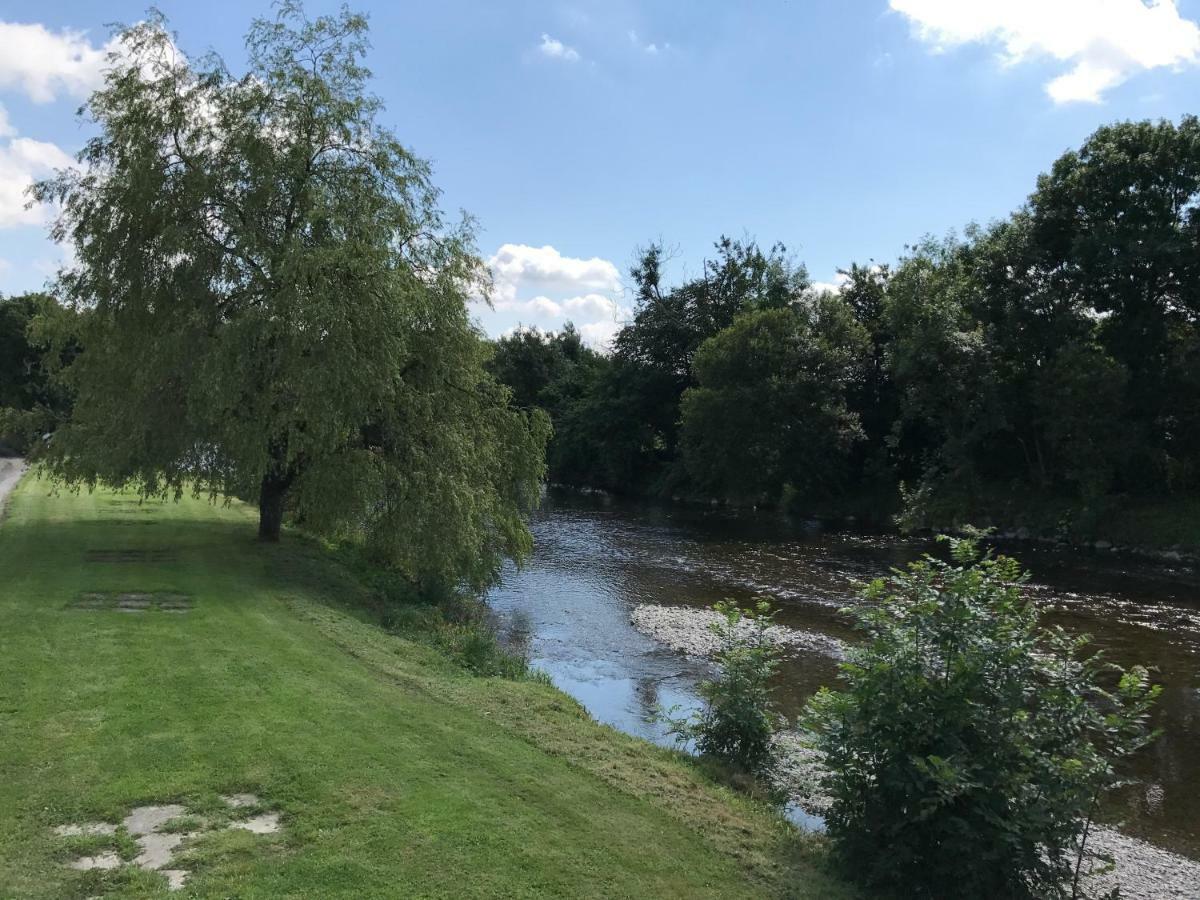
485,490,1200,860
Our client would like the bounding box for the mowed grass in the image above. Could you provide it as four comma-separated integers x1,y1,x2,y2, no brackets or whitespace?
0,477,851,899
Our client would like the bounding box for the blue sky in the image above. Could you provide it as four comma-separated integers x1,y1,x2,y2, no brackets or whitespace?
2,1,1200,345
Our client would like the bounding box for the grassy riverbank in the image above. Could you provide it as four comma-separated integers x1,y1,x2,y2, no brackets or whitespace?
0,476,851,899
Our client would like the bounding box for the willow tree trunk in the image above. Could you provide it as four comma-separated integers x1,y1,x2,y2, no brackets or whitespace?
257,474,289,542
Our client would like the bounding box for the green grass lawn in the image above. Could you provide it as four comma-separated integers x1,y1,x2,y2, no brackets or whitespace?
0,476,851,899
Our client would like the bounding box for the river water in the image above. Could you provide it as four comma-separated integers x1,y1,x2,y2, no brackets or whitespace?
485,489,1200,861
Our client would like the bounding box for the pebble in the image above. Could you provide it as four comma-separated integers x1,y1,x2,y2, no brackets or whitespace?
629,604,846,660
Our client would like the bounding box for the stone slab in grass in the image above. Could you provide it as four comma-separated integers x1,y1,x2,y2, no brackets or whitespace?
54,796,282,892
133,832,187,869
230,813,280,834
67,852,121,871
123,805,187,836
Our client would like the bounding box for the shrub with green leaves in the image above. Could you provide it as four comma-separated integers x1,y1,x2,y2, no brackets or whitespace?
666,600,784,774
805,537,1159,899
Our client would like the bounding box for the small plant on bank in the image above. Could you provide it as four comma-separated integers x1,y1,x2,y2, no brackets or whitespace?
804,536,1160,899
665,599,785,775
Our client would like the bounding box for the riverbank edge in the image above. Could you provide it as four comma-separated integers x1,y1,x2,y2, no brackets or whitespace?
549,482,1200,567
630,603,1200,899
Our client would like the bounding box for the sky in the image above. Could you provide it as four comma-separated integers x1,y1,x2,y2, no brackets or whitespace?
2,1,1200,347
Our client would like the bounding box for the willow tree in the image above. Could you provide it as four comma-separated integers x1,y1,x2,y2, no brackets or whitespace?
32,5,548,589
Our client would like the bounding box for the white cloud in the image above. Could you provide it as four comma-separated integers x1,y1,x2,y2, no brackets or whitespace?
580,319,622,349
809,272,851,295
488,243,621,305
538,34,581,63
477,244,626,349
563,293,620,319
494,292,622,320
890,0,1200,103
0,135,74,227
0,103,14,138
496,297,561,319
0,21,114,103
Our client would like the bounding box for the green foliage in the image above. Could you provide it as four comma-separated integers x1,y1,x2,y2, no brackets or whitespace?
805,538,1160,898
315,536,540,680
665,600,785,774
680,299,869,503
1026,118,1200,491
616,237,807,377
487,323,595,412
882,236,1005,493
432,619,534,680
485,324,629,487
0,293,75,453
1032,342,1131,500
30,5,548,587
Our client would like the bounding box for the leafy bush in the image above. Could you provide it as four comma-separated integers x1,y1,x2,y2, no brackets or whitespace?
805,537,1159,899
379,593,540,680
432,619,532,679
666,600,784,774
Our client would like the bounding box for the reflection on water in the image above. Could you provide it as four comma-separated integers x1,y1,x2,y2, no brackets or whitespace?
485,489,1200,860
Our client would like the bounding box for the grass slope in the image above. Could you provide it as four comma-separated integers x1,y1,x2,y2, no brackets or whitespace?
0,478,850,899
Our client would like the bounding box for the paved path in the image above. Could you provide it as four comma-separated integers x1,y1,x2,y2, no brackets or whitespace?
0,457,26,515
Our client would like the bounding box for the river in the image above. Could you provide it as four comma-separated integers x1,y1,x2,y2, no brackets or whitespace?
485,489,1200,861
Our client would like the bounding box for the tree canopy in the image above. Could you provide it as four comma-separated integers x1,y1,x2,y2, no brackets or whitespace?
30,4,548,590
489,118,1200,531
0,292,75,454
680,300,869,502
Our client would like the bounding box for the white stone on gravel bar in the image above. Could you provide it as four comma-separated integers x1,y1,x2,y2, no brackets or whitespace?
133,832,186,869
122,804,187,836
54,822,116,837
230,812,280,834
221,793,261,808
1083,827,1200,900
69,852,121,871
162,869,189,891
630,603,846,660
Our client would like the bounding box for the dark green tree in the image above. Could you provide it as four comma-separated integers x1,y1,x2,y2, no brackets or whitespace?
616,237,807,377
32,5,548,589
609,238,810,493
679,298,869,503
837,263,899,494
883,238,1004,495
1027,117,1200,491
0,293,75,453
